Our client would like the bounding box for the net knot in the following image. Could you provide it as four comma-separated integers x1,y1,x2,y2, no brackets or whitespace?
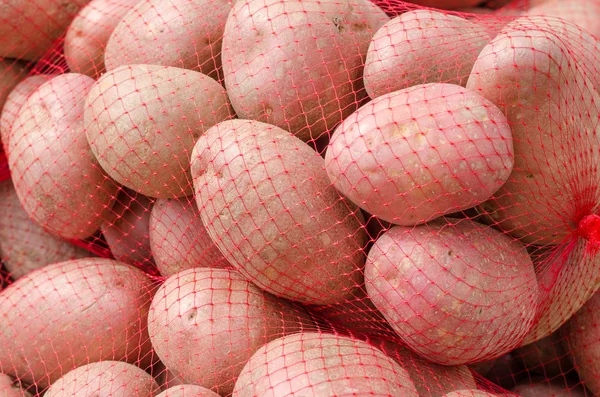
577,213,600,253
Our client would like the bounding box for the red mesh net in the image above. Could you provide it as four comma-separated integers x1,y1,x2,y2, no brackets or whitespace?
0,0,599,396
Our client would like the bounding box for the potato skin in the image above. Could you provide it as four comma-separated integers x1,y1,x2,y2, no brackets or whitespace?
191,119,367,305
0,374,31,397
527,0,600,39
105,0,235,80
365,219,539,366
148,267,314,396
64,0,138,78
233,332,418,397
325,83,513,227
8,73,120,240
0,60,28,116
44,361,159,397
155,385,221,397
364,11,490,98
149,197,229,278
511,381,588,397
0,258,156,388
0,179,92,280
442,391,497,397
85,64,233,198
222,0,389,142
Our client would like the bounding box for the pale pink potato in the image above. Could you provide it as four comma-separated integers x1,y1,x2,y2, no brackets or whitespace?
0,75,51,155
191,119,367,305
222,0,389,142
512,380,588,397
466,17,600,245
85,64,233,199
8,73,120,240
64,0,138,78
442,391,497,397
102,189,154,266
44,361,159,397
0,258,156,388
0,179,92,280
0,374,32,397
364,11,490,99
325,83,514,227
365,219,539,366
0,0,91,60
105,0,236,80
514,330,572,378
156,385,221,397
528,0,600,39
149,197,228,278
370,338,477,397
233,332,418,397
148,268,314,396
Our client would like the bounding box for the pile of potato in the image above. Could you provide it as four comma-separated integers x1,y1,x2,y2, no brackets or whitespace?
0,0,600,396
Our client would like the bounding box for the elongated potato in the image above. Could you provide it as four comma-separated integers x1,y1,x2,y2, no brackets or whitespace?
148,267,314,396
85,64,233,198
222,0,389,142
0,374,31,397
364,11,490,98
44,361,159,397
0,258,155,388
0,179,92,280
326,83,513,227
191,119,367,305
365,219,539,366
233,332,418,397
64,0,138,78
9,73,120,240
105,0,235,80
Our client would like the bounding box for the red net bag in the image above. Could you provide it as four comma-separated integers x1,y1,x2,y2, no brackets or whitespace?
1,0,600,396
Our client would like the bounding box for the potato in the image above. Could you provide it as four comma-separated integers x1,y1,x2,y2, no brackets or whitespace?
0,59,28,118
466,17,600,245
528,0,600,39
325,83,513,227
0,0,90,60
8,73,119,240
0,75,51,155
442,391,497,397
233,332,418,397
156,385,221,397
363,11,490,99
148,267,314,395
102,188,154,266
0,374,31,397
191,119,367,305
85,64,233,198
514,330,572,378
400,0,482,10
370,338,477,397
365,219,539,366
105,0,235,80
0,258,155,388
64,0,138,78
0,179,92,280
44,361,159,397
222,0,389,142
512,380,588,397
149,197,229,278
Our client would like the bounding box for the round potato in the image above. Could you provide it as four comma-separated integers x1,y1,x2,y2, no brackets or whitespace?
9,73,119,240
325,83,513,227
64,0,138,78
44,361,159,397
0,258,156,388
191,119,367,305
528,0,600,39
363,11,490,99
0,374,31,397
105,0,235,80
85,64,233,198
149,267,314,395
149,197,229,278
156,385,220,397
442,391,497,397
233,332,418,397
222,0,389,142
0,0,90,60
0,179,92,280
102,189,154,266
365,219,539,366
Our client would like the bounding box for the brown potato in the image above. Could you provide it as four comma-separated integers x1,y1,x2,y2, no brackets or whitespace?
148,267,314,395
0,258,156,388
149,197,229,278
44,361,159,397
191,119,367,305
156,385,221,397
85,64,233,198
9,73,120,240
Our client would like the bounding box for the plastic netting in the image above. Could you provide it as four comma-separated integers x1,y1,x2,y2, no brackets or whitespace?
0,0,599,396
